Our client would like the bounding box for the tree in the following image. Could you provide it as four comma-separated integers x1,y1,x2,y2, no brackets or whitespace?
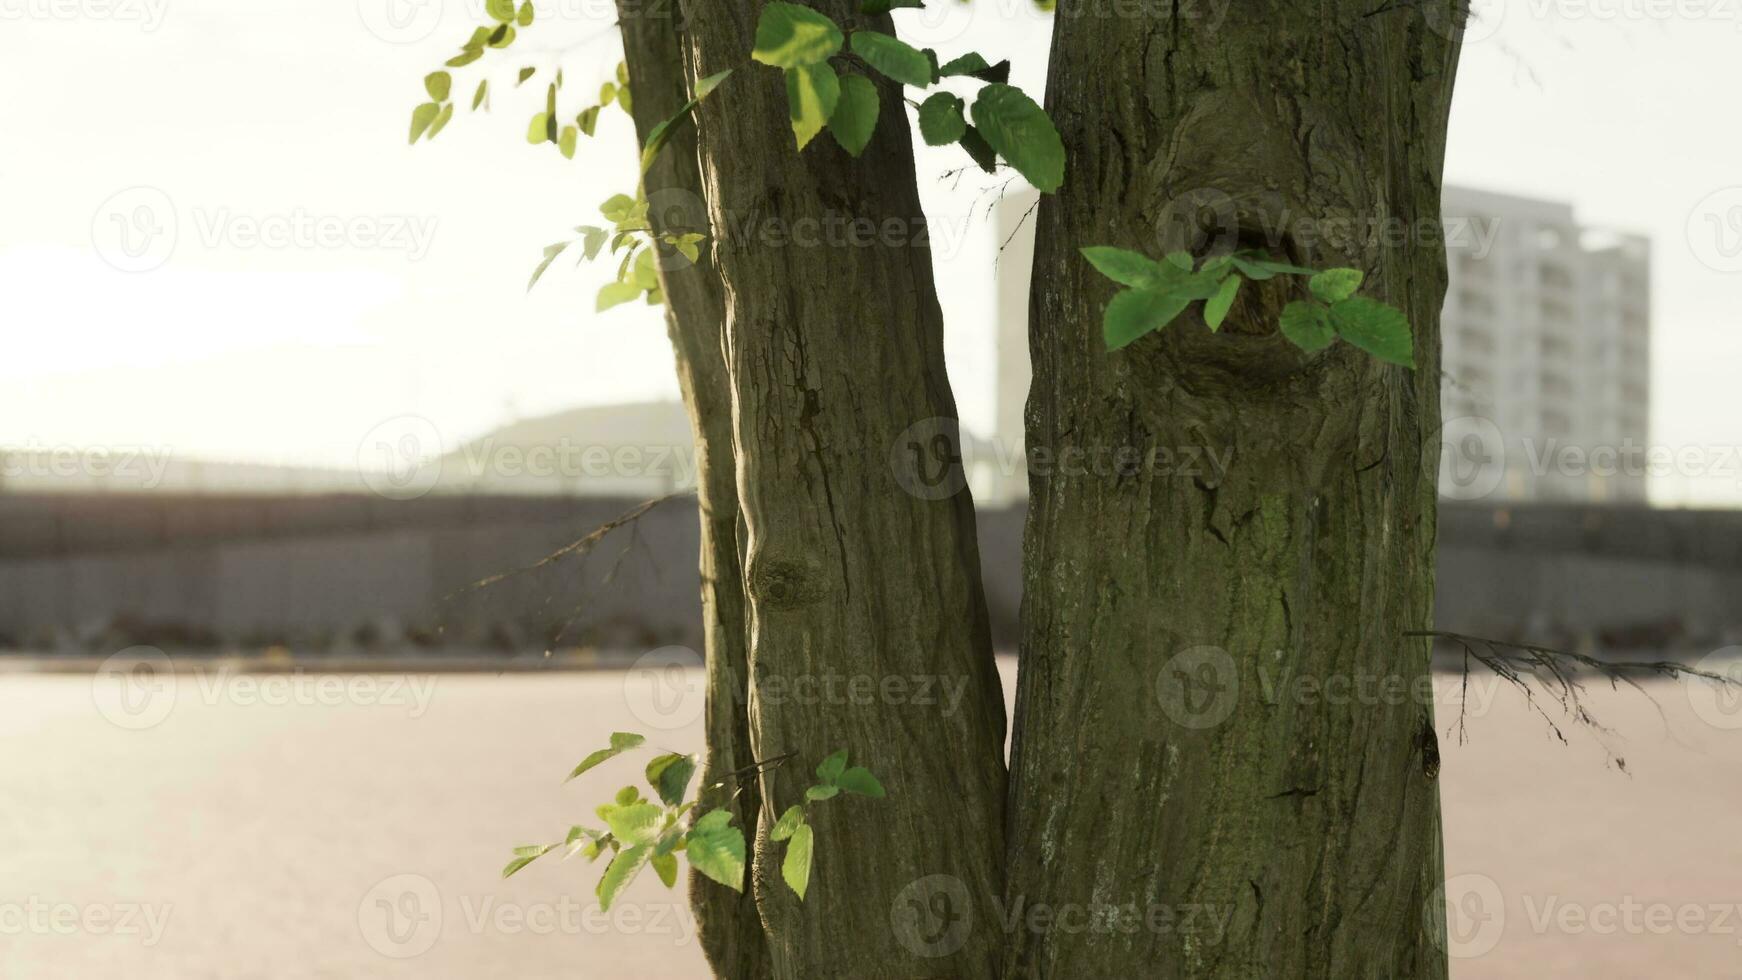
677,5,1012,976
615,8,768,976
1004,5,1462,976
414,1,1461,976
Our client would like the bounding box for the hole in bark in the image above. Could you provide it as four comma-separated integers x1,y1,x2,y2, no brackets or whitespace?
1220,225,1302,340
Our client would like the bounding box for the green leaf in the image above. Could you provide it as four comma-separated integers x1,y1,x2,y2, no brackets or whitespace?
861,0,924,11
566,732,646,781
651,852,678,888
685,810,747,892
1241,255,1316,276
970,84,1065,192
782,824,814,899
517,66,536,86
1164,251,1194,271
630,247,659,290
426,103,454,139
600,193,638,223
917,92,967,146
696,67,734,100
516,0,534,26
596,844,650,911
958,125,997,174
1204,275,1241,332
1309,267,1364,304
409,102,440,144
446,48,482,68
486,0,515,20
1080,247,1159,288
645,753,697,807
501,843,557,878
527,241,567,292
939,52,1011,83
577,106,600,137
1103,288,1193,351
815,749,849,784
770,805,805,842
828,73,880,157
424,71,451,102
487,22,514,47
639,69,735,173
600,801,664,845
1279,301,1336,353
558,125,577,159
785,62,841,150
850,31,933,88
526,111,550,144
471,79,488,111
1231,256,1275,281
580,227,608,260
837,766,885,797
752,2,844,68
598,280,644,312
1329,296,1415,367
805,783,841,802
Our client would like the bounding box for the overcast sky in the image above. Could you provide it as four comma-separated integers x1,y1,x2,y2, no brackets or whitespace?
2,0,1739,504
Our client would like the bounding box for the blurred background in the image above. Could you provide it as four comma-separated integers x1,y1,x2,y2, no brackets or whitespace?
4,1,1742,977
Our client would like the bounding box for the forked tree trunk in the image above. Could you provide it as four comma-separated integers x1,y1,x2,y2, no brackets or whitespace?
616,9,769,976
1005,5,1462,977
680,4,1010,977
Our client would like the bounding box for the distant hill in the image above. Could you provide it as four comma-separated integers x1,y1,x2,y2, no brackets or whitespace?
438,401,697,496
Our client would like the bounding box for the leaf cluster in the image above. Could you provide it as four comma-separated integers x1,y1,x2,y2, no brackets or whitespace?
1081,247,1415,367
752,1,1064,191
502,735,884,910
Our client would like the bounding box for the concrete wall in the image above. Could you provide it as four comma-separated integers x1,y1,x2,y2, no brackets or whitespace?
1,495,1737,653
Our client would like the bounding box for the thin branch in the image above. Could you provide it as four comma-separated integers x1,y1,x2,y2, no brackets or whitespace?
1411,629,1741,770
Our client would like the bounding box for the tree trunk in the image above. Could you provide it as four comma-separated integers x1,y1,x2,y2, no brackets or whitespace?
1005,5,1462,977
680,5,1009,977
616,9,769,976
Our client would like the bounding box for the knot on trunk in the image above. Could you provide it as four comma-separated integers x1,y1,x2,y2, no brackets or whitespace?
747,553,831,610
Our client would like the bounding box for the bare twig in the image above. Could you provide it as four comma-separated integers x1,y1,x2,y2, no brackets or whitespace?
1410,629,1741,770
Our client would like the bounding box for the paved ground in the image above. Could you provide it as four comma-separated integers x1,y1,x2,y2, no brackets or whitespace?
3,658,1740,978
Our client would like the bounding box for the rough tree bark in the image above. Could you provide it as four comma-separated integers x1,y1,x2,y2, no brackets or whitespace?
616,8,769,976
679,3,1010,976
1004,4,1462,977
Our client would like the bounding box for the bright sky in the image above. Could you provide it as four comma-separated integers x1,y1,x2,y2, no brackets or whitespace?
2,0,1738,503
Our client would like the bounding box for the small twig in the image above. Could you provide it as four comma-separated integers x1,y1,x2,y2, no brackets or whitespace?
1411,629,1740,770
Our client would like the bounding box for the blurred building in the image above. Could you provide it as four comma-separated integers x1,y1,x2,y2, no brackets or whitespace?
1441,186,1652,503
988,186,1654,505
